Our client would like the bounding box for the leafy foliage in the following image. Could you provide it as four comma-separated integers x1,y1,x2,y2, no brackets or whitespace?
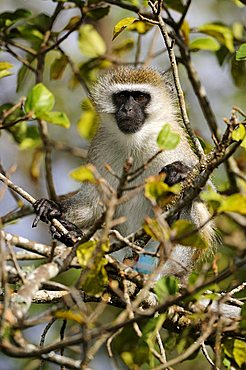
70,164,97,183
157,123,180,150
113,17,137,40
0,61,13,79
76,240,109,296
0,1,245,369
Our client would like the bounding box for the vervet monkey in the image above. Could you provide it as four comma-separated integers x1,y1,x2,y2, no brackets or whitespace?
33,67,213,279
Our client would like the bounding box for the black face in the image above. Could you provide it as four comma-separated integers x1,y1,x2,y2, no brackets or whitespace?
112,90,151,134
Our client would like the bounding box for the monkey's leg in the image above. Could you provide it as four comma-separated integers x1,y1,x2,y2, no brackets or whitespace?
32,198,83,246
137,161,210,280
160,161,212,280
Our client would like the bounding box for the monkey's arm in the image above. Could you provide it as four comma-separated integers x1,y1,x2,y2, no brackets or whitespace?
33,183,103,245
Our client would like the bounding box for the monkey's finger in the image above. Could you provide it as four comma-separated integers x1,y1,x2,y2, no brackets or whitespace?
32,214,41,228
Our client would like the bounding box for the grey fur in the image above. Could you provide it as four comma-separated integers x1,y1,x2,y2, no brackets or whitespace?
60,67,213,278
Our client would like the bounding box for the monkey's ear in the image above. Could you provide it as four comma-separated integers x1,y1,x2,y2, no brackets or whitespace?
160,161,192,186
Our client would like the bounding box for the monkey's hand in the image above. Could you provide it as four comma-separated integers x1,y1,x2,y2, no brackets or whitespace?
160,161,191,186
32,198,83,246
32,198,62,227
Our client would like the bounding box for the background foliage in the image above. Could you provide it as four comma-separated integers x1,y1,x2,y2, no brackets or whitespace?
0,0,246,369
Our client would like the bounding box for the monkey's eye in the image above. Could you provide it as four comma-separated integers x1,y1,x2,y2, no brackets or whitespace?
133,92,150,105
135,94,145,102
113,92,127,105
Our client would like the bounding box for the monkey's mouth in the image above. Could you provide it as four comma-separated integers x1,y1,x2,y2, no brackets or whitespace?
116,118,144,134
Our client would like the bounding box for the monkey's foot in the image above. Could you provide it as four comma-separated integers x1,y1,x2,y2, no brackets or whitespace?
32,198,83,246
160,161,191,186
50,219,84,246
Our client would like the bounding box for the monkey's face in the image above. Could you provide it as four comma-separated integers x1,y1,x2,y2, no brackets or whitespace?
112,90,151,134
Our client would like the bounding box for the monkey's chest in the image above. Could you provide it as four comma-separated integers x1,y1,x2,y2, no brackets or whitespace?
114,193,152,236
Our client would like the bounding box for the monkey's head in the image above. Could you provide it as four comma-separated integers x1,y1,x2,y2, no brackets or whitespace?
91,67,175,137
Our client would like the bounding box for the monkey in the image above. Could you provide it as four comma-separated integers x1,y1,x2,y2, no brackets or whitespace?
33,66,213,279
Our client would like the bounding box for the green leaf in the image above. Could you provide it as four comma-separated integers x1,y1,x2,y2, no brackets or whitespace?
157,124,180,150
215,45,230,66
27,12,51,31
231,58,246,88
154,276,179,301
142,314,166,354
70,58,111,87
17,24,44,42
181,20,190,45
171,220,208,249
198,23,234,52
42,111,70,128
190,37,220,51
70,164,96,183
232,124,246,141
55,309,86,325
0,102,41,149
19,138,40,150
165,0,185,12
77,99,99,140
200,190,223,204
223,339,246,368
0,103,27,140
25,83,55,117
223,357,232,370
50,54,68,80
63,16,81,31
81,265,108,296
232,22,244,40
19,126,41,150
201,190,246,214
145,176,180,206
201,189,224,208
240,303,246,333
112,17,137,40
77,240,109,296
0,62,13,71
143,216,169,242
236,43,246,61
87,6,110,21
234,0,246,6
128,20,152,34
0,62,13,79
0,8,31,28
218,194,246,214
0,71,12,79
242,136,246,149
17,55,35,92
78,24,106,57
77,240,97,267
121,352,137,369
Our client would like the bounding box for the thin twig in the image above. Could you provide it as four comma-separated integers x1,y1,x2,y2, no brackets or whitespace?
152,315,217,370
58,47,90,95
39,318,57,370
5,240,26,284
4,45,36,73
177,0,192,29
201,342,219,370
50,139,88,159
150,1,204,160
